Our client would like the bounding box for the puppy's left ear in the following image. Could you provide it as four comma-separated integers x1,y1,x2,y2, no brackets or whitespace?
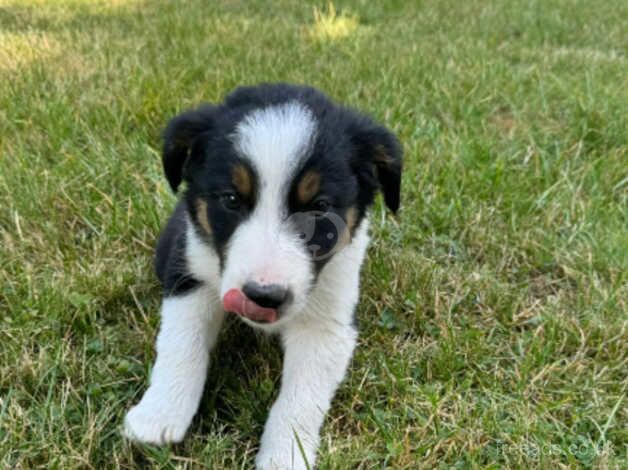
162,104,217,192
351,122,403,213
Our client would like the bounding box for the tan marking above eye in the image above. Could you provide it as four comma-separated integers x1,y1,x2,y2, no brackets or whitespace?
297,170,321,205
196,198,212,234
232,164,252,198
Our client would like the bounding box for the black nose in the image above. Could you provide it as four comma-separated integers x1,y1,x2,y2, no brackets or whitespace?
242,282,289,309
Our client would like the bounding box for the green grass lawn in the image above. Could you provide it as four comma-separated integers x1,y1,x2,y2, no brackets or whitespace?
1,0,626,468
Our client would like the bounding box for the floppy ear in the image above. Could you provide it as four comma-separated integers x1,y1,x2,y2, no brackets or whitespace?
351,122,403,213
162,105,217,192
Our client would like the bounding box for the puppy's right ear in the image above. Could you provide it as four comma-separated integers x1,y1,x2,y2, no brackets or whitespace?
162,105,217,192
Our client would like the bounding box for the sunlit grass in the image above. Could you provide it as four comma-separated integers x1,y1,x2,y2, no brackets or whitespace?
0,32,60,71
308,2,359,41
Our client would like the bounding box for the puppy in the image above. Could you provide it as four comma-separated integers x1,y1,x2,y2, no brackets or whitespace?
123,83,402,469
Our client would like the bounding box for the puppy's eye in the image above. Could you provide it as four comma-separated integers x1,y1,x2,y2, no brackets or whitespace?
220,192,241,211
311,198,330,213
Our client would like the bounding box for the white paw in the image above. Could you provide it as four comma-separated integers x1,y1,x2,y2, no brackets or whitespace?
255,444,314,470
123,403,190,445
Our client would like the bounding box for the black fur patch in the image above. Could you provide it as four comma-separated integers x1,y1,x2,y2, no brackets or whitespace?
154,201,202,296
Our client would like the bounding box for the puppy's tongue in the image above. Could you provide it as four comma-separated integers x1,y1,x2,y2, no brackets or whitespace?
223,289,278,323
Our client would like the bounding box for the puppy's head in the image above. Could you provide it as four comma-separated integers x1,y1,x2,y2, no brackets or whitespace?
162,84,402,327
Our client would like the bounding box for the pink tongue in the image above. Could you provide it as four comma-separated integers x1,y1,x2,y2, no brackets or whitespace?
223,288,278,323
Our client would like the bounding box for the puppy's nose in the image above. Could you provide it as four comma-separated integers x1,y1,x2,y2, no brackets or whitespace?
242,282,288,309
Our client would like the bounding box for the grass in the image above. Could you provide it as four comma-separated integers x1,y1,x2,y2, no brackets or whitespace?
0,0,626,468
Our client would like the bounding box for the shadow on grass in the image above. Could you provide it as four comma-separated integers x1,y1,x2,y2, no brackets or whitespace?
197,317,283,435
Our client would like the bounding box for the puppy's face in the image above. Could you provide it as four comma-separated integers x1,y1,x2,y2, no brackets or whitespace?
162,85,402,328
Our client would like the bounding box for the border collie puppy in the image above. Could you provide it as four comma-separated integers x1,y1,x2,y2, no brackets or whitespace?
123,83,402,469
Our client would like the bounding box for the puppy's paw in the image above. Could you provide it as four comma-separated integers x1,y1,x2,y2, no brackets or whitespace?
255,444,313,470
123,403,189,445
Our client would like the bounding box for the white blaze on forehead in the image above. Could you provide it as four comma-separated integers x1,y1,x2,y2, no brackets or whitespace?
221,102,318,307
233,101,317,198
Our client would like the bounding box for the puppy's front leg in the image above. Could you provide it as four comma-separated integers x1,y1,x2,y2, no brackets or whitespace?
124,287,223,445
256,321,357,469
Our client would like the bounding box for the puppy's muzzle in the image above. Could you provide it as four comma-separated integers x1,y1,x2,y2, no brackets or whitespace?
242,282,289,309
223,282,291,324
